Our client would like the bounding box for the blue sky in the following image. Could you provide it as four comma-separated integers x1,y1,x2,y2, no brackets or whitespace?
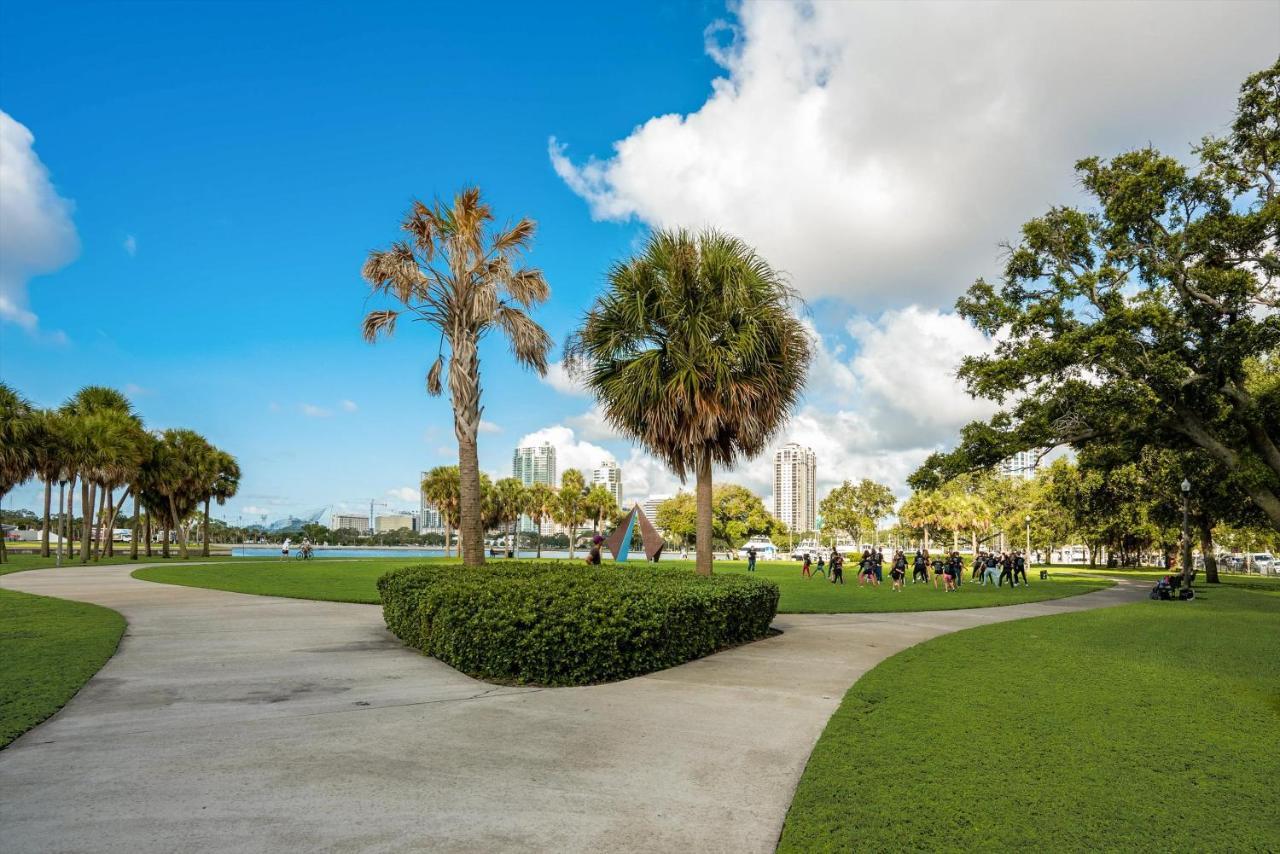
2,0,1276,522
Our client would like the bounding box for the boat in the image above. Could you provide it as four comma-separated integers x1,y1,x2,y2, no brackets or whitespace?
741,536,780,560
790,538,821,560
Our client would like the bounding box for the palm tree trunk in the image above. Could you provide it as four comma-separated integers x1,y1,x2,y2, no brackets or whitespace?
144,512,152,557
92,485,107,560
449,334,486,567
695,451,714,576
41,478,52,557
170,496,188,559
105,488,115,556
202,497,211,557
65,475,77,557
130,494,140,560
80,480,94,564
536,514,542,559
162,520,170,558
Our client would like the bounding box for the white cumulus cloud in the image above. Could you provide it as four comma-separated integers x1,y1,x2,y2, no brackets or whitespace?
386,486,419,503
517,425,615,483
551,0,1277,308
478,420,502,433
0,111,79,332
539,360,588,396
300,403,333,418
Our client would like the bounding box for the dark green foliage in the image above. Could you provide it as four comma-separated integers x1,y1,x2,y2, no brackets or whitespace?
377,561,780,685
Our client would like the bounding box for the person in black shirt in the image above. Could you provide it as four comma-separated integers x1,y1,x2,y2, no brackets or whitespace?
1013,551,1029,585
998,552,1014,587
890,550,906,592
912,550,928,584
587,535,603,566
830,548,844,585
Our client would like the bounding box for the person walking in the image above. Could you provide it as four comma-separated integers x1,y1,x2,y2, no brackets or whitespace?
874,549,885,584
912,550,928,584
830,548,845,585
802,552,813,579
1013,551,1029,586
999,552,1015,587
982,556,1000,586
746,546,757,573
815,552,826,579
280,537,290,561
890,550,906,592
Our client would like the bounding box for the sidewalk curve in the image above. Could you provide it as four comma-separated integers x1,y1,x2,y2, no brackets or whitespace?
0,565,1144,853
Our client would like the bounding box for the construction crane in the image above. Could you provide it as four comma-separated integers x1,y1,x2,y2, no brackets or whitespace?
368,499,388,531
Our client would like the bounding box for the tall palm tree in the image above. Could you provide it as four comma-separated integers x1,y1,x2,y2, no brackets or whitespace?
584,484,620,534
555,469,587,560
84,411,147,560
421,465,461,558
148,429,214,560
61,387,139,563
0,383,36,564
566,229,811,575
200,449,240,557
525,481,556,559
492,477,527,557
30,409,69,558
361,187,553,567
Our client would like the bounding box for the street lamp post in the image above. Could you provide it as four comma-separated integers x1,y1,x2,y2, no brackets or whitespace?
1180,478,1192,589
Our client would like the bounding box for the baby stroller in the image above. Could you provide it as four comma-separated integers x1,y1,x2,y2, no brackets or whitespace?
1150,575,1195,601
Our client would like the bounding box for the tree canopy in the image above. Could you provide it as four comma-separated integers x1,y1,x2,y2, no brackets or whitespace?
911,60,1280,532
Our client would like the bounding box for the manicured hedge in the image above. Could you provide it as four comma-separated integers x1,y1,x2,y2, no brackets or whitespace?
377,561,780,685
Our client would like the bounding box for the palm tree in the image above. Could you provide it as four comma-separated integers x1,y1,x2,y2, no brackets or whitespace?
492,477,527,558
61,387,139,563
29,409,69,558
421,466,461,558
84,411,147,559
200,449,241,557
584,484,620,534
0,383,36,564
361,188,553,567
556,469,586,560
525,481,556,559
566,228,811,575
148,429,215,560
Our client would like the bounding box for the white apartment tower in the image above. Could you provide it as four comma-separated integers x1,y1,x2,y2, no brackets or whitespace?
513,442,557,533
592,460,623,506
774,443,817,534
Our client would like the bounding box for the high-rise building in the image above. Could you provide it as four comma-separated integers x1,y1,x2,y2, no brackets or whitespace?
418,471,444,532
592,460,623,506
642,495,670,523
774,443,817,534
374,514,415,533
513,442,557,533
999,450,1039,480
332,513,370,533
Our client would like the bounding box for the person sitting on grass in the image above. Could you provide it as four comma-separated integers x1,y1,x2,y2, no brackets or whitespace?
890,550,906,592
801,552,813,579
830,548,845,585
912,549,928,584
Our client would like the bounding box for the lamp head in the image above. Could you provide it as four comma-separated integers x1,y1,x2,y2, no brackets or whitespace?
1180,479,1191,494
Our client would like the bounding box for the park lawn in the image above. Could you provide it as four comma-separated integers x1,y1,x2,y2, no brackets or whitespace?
0,587,125,748
133,557,1110,613
777,582,1280,853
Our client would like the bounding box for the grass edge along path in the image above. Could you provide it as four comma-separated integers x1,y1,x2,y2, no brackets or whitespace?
0,582,126,749
132,558,1111,613
776,577,1280,853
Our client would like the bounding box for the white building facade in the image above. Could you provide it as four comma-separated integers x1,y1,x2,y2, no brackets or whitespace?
592,460,623,506
774,443,817,534
513,442,557,533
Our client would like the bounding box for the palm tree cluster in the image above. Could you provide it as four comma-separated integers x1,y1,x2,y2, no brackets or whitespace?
420,464,621,560
0,382,239,563
362,183,810,576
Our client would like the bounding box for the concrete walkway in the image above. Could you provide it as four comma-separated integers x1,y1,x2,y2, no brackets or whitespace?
0,566,1144,853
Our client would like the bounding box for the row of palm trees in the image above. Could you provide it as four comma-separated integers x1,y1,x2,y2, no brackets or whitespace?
0,383,240,563
362,188,809,574
420,464,621,559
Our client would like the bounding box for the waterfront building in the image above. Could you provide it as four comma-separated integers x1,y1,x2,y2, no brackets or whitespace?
513,442,557,533
374,513,415,533
592,460,623,506
774,443,816,534
331,513,370,533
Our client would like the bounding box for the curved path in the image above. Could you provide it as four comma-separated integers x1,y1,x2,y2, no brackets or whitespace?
0,565,1144,853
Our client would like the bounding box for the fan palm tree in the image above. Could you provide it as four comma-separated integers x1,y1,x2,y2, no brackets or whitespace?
566,228,811,575
29,409,70,558
0,383,36,564
421,465,461,558
583,484,620,534
148,429,215,560
200,449,241,557
492,477,527,558
361,187,553,567
555,469,587,560
525,481,556,559
84,411,148,560
61,386,139,562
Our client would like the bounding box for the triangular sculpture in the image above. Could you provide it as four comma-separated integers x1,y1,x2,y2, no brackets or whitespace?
603,503,665,563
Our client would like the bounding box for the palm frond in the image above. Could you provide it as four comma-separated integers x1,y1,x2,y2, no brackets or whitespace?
495,306,552,374
426,354,445,396
362,309,399,343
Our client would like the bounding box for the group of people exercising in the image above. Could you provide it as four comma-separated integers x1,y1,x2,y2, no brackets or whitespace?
799,547,1030,592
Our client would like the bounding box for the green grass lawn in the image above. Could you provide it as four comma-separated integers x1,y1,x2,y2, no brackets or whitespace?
778,574,1280,853
0,587,125,748
133,556,1110,613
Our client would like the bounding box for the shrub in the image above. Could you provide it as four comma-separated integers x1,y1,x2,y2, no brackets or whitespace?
377,561,780,686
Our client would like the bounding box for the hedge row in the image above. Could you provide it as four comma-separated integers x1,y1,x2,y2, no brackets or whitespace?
377,561,780,686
